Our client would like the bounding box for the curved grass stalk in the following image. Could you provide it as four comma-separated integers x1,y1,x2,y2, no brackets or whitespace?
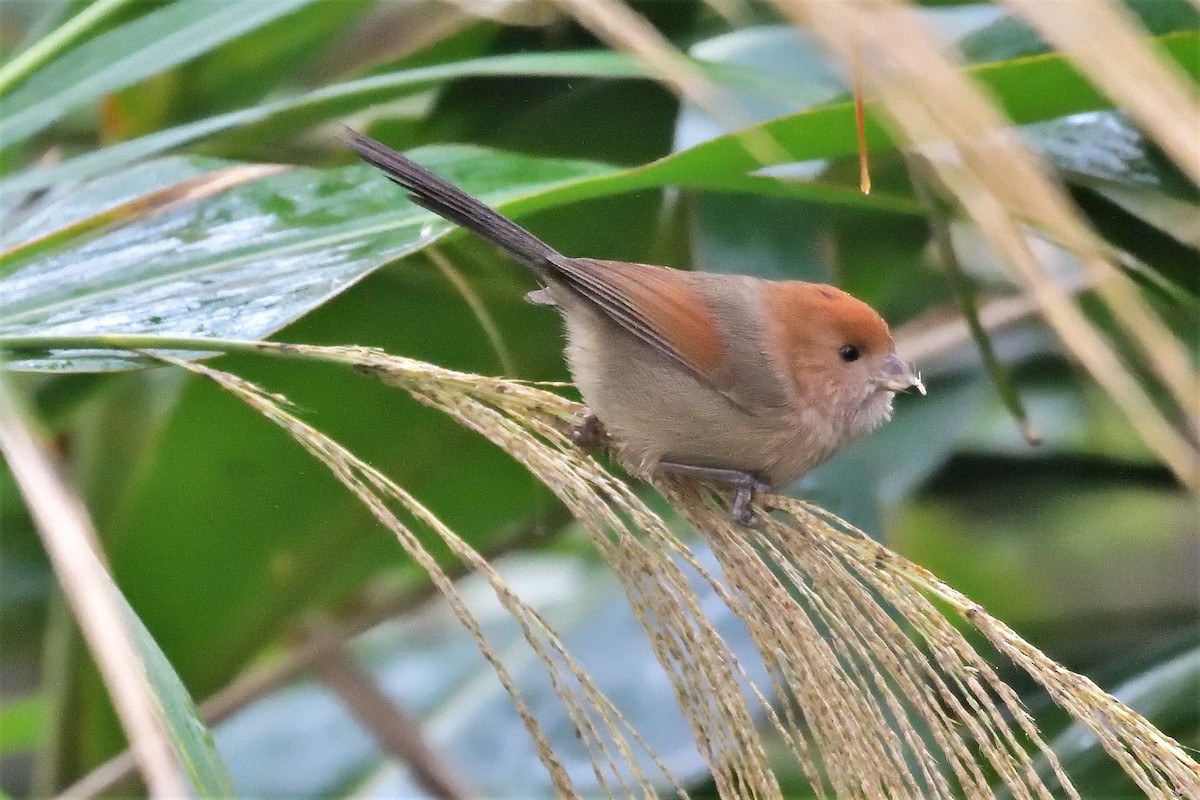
127,339,1199,799
170,357,685,800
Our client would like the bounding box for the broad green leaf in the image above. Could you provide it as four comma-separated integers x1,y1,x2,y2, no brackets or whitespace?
961,0,1199,61
0,150,608,370
11,0,79,58
0,0,141,97
0,148,904,372
122,598,238,796
1026,111,1196,201
3,26,1195,199
0,51,784,197
677,9,1002,287
1,156,222,248
677,25,849,283
1024,110,1199,295
0,0,319,148
645,29,1199,185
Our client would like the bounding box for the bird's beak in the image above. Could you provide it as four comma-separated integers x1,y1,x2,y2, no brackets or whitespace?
876,353,926,395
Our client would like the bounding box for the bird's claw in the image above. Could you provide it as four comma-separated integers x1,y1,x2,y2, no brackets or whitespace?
656,461,771,527
731,474,773,527
570,412,606,452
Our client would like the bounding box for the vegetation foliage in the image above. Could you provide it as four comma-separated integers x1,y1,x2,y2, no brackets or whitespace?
0,0,1196,798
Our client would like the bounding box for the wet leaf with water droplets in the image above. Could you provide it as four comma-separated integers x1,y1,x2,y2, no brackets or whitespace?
0,149,613,371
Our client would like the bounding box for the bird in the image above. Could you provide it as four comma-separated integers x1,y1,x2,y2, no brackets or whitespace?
344,129,924,525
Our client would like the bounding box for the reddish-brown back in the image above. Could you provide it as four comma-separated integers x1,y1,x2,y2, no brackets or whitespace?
552,257,725,377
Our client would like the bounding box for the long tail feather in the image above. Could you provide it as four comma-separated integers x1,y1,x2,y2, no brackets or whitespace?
343,128,559,266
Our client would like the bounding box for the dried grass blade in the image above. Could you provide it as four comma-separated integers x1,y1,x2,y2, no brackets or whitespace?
1000,0,1200,186
771,0,1198,488
0,379,190,798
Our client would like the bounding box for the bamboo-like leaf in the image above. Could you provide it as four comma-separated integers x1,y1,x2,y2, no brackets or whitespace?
999,0,1200,185
0,0,319,147
0,149,612,371
0,148,906,373
0,50,788,196
1,26,1193,202
0,0,139,96
0,378,235,797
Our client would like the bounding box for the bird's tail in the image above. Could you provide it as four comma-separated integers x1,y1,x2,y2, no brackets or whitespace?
343,129,559,266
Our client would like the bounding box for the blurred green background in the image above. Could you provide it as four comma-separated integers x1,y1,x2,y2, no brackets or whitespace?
0,0,1196,797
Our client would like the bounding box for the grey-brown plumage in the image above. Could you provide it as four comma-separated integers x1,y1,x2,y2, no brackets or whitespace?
344,129,924,524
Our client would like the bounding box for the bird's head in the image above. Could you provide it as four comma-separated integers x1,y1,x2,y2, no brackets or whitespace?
764,282,924,442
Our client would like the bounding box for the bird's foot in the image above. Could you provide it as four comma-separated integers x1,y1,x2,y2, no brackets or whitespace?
570,412,607,452
656,462,772,527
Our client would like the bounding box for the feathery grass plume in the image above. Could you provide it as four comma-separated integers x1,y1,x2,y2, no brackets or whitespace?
264,347,782,798
770,498,1200,799
168,357,686,800
767,0,1199,488
165,343,1197,798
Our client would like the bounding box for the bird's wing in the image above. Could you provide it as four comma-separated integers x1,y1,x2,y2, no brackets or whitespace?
548,256,728,385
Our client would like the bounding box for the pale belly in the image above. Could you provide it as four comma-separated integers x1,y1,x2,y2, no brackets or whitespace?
559,300,838,488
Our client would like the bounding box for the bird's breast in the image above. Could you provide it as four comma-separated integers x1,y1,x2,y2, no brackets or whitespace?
556,291,838,486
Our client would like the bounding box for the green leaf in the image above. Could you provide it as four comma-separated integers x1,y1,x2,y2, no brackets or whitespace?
5,24,1195,198
0,149,610,371
1019,110,1199,295
644,29,1199,184
0,0,319,148
961,0,1199,61
2,156,221,248
0,147,902,372
0,50,778,196
174,0,372,119
122,598,238,796
0,0,141,97
2,30,1194,374
0,694,47,755
1026,111,1197,201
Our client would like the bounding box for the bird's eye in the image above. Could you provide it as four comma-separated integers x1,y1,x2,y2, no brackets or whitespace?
839,345,861,363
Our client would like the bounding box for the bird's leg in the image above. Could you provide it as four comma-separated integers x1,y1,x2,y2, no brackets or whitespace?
655,462,772,527
570,411,607,452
